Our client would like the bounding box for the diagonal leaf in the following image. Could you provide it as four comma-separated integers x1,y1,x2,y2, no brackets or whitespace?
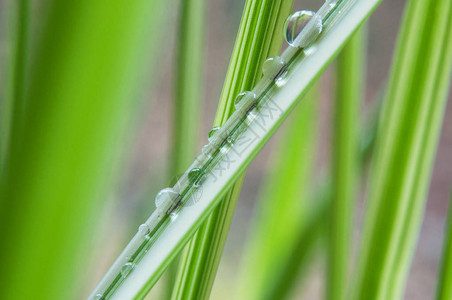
89,1,383,298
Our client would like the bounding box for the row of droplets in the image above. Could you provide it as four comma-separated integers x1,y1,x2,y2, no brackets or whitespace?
149,2,336,218
90,1,343,298
152,8,327,212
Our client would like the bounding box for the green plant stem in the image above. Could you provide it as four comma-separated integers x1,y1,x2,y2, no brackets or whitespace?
437,192,452,300
328,28,365,300
171,0,206,175
165,0,207,297
352,0,452,298
171,1,293,299
1,0,30,169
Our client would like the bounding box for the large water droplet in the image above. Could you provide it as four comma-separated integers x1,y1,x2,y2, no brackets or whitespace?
284,10,323,48
155,188,180,208
263,56,288,87
208,127,221,142
138,223,150,235
234,91,257,109
121,263,135,278
188,168,205,187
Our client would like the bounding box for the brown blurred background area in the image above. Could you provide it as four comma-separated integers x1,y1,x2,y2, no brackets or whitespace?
3,0,445,298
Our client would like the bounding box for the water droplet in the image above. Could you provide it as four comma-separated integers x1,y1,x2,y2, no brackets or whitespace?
188,168,205,187
263,56,285,77
327,0,338,8
138,224,150,235
284,10,323,48
170,211,178,221
121,263,135,278
234,91,257,109
94,294,103,300
155,188,180,208
208,127,221,142
202,145,212,158
263,56,288,87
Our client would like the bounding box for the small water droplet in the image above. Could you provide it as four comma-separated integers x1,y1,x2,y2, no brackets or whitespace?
188,168,205,187
155,188,180,208
284,10,323,48
202,145,212,158
327,0,338,8
94,294,103,300
263,56,285,77
138,223,150,235
234,91,257,109
208,127,221,142
226,135,235,145
121,263,135,278
170,211,178,221
263,56,288,87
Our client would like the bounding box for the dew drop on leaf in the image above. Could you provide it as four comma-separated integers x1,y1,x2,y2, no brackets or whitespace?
284,10,322,48
120,263,135,278
155,188,180,208
234,91,257,109
263,56,288,86
138,224,150,235
208,127,221,142
188,168,205,187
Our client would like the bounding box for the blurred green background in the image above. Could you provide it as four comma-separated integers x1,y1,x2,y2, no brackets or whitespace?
0,0,450,299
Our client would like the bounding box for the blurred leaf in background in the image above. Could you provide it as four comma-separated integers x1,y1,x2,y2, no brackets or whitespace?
0,0,167,298
352,0,452,298
328,28,365,300
238,85,320,300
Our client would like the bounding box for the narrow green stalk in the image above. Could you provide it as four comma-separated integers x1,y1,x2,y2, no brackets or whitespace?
328,29,365,300
437,192,452,300
172,1,294,299
165,0,207,296
352,0,452,298
0,0,30,168
170,0,206,175
237,86,319,300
